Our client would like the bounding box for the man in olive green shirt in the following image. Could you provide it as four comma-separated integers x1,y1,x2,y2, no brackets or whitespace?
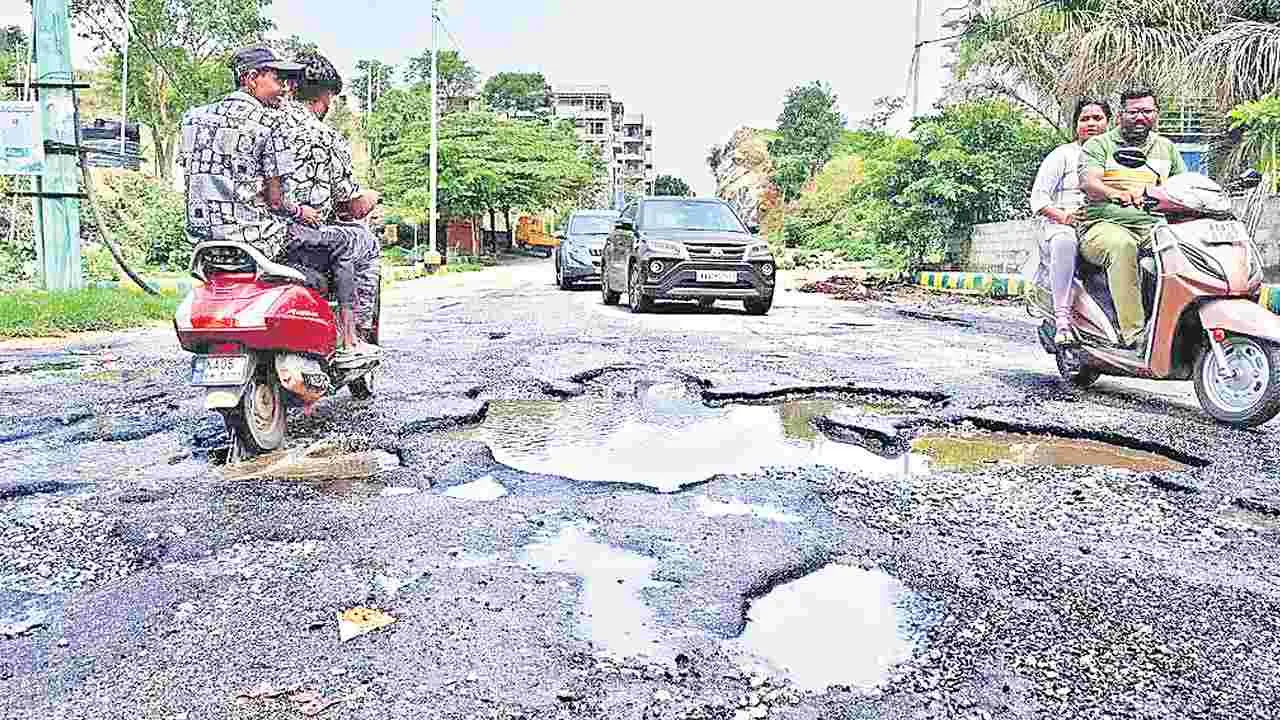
1079,86,1187,350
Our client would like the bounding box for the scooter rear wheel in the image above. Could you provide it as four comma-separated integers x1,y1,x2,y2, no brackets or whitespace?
223,366,286,459
1194,335,1280,428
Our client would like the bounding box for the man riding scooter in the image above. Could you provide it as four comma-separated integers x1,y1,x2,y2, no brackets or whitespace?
280,51,382,346
178,45,375,367
1079,85,1187,353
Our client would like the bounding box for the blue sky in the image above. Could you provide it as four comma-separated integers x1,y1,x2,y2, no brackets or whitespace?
4,0,958,194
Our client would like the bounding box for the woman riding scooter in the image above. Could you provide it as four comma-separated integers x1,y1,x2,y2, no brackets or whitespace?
1029,98,1112,346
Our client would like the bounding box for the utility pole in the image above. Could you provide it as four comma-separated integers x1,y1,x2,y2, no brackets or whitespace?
428,0,439,263
32,0,83,290
911,0,924,118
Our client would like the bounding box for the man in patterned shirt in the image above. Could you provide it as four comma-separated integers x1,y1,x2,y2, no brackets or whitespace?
178,45,316,256
179,45,376,365
282,51,383,338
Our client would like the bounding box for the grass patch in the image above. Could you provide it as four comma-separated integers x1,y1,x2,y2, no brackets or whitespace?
439,262,485,274
0,287,181,338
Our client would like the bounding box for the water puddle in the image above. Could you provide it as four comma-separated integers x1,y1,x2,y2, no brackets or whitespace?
454,384,929,491
520,521,669,660
911,432,1188,472
696,496,801,524
734,564,929,692
444,476,509,501
222,442,401,484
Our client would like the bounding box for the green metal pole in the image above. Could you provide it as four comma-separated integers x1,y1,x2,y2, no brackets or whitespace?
32,0,83,290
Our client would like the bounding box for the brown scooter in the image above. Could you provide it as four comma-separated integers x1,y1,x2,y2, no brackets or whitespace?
1029,149,1280,427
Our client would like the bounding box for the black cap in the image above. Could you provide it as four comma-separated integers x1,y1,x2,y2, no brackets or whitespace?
230,45,304,81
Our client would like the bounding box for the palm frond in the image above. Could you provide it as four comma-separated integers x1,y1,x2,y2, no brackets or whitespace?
1190,21,1280,109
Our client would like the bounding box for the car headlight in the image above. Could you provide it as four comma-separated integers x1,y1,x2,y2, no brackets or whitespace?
747,242,771,259
648,260,665,275
759,263,775,277
645,239,688,258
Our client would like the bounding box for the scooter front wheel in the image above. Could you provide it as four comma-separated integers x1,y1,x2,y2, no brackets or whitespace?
1194,335,1280,428
222,366,286,459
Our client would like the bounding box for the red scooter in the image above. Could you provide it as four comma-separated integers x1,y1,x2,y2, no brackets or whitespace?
173,240,380,459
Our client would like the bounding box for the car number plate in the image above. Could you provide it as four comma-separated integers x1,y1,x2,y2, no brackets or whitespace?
192,355,248,386
695,270,738,283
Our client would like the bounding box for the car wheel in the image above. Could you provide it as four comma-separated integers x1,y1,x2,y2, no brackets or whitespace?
601,266,621,305
556,253,571,290
743,294,773,315
629,262,653,314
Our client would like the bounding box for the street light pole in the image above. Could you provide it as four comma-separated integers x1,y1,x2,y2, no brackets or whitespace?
429,0,439,263
911,0,924,117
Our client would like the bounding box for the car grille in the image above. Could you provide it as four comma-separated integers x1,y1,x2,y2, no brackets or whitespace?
686,243,744,261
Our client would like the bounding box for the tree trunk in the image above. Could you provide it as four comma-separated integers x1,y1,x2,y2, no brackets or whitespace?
154,132,176,184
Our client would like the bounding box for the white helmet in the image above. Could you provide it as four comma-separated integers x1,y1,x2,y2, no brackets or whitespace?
1161,173,1232,215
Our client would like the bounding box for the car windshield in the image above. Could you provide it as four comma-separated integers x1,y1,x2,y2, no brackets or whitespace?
641,201,746,232
569,215,615,234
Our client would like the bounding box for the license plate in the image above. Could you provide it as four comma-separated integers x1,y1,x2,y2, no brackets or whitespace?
695,270,738,283
192,355,249,386
1200,220,1248,245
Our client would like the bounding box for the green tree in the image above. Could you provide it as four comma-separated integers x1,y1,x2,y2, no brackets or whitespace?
1,25,27,88
860,95,904,131
380,111,602,234
352,59,396,112
70,0,274,181
481,71,549,113
653,174,692,197
1227,95,1280,186
859,100,1061,270
365,84,434,183
325,95,355,141
768,81,846,201
406,49,479,110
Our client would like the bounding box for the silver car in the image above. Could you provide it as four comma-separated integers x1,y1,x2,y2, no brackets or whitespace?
554,210,619,290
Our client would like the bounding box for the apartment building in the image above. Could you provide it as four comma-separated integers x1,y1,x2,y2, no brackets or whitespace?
552,84,654,207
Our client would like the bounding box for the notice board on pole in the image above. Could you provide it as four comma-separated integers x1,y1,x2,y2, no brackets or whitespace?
0,101,46,175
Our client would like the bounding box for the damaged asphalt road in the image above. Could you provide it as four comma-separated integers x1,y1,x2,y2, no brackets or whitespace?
2,258,1279,720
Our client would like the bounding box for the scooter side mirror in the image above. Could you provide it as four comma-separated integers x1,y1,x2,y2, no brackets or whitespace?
1238,169,1264,189
1113,147,1149,169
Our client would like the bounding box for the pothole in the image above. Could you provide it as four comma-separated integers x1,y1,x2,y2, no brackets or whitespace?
911,431,1190,473
520,520,672,660
731,563,933,692
222,441,401,490
449,381,1192,490
451,384,930,492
